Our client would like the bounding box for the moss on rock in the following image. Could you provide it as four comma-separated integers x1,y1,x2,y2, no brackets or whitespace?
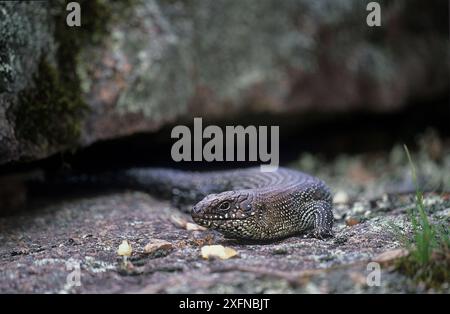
11,0,137,151
15,58,88,148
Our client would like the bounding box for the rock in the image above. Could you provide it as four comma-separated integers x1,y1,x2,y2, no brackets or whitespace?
0,188,448,293
0,0,448,165
373,249,409,264
0,1,58,163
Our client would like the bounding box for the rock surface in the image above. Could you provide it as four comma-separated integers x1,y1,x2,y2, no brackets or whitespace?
1,142,448,293
0,190,447,293
1,0,448,164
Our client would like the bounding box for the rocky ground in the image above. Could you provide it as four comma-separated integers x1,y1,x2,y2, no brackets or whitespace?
0,135,448,294
1,0,448,294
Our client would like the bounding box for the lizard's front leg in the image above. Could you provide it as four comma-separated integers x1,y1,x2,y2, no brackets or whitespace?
310,200,334,239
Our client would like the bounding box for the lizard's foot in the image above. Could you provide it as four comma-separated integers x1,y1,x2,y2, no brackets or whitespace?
304,227,333,239
311,228,334,239
311,200,334,239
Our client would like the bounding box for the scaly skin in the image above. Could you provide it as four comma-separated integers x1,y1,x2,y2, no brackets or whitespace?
122,167,334,240
51,167,334,240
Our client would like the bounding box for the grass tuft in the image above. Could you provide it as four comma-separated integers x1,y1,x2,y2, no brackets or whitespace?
394,145,449,290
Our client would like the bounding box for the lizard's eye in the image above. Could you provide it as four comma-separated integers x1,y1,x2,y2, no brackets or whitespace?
219,201,231,210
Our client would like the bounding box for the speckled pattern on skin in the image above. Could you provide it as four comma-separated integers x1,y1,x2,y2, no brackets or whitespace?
100,167,334,241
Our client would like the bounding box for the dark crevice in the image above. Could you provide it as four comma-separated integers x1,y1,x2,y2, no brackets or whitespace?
0,95,449,176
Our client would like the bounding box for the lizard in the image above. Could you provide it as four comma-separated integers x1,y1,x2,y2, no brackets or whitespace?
43,167,334,241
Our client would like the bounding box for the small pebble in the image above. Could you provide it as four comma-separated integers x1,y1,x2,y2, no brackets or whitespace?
345,217,360,226
333,191,349,204
352,202,366,214
272,247,289,255
423,196,440,207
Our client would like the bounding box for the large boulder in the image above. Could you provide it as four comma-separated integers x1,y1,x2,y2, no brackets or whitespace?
0,0,448,164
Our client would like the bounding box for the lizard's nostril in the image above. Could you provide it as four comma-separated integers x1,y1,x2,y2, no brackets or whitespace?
192,205,201,214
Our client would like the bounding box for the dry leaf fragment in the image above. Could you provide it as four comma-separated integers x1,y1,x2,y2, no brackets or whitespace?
170,215,207,231
144,239,173,255
201,245,238,260
170,215,187,228
345,217,360,226
117,240,132,257
186,222,207,231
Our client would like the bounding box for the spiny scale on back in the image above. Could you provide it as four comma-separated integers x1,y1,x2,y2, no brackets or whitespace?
58,167,334,241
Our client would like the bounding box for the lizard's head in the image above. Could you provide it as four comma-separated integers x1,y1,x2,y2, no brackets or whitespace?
191,190,260,239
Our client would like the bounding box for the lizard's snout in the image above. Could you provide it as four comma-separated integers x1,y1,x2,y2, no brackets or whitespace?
191,204,202,215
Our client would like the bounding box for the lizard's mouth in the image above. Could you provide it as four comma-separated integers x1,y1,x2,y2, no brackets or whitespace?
191,217,213,227
191,215,248,228
192,216,258,240
192,217,251,233
192,212,250,221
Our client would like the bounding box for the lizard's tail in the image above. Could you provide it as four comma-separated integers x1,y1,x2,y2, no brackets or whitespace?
27,168,210,211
